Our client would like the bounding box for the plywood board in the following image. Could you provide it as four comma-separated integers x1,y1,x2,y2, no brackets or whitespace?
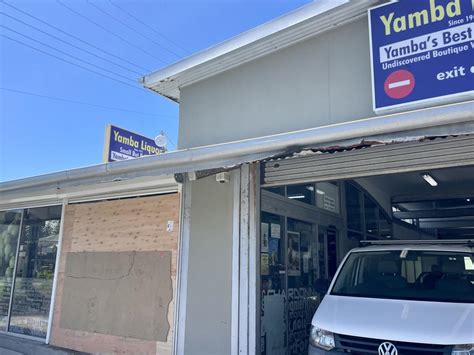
50,193,180,354
60,251,172,342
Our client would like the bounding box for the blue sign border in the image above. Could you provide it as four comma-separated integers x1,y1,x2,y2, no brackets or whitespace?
368,0,474,113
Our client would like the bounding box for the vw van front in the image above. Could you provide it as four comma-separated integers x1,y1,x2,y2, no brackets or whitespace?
309,241,474,354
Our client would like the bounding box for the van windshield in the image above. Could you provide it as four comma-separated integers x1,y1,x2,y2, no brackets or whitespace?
331,250,474,303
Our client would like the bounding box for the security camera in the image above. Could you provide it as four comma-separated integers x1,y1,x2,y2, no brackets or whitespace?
216,172,231,184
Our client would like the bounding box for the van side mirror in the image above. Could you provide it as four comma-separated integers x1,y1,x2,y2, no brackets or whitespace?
314,278,330,294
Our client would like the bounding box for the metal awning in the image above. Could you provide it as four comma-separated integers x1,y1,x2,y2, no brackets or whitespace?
263,135,474,187
0,100,473,209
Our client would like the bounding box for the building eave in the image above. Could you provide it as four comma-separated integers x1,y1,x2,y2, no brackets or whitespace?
141,0,381,102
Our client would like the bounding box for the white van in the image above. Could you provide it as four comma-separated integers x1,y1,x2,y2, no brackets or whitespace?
309,240,474,355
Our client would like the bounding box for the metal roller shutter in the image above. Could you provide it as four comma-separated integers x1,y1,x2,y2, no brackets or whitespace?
262,135,474,187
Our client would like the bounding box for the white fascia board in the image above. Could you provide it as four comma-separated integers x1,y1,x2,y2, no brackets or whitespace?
142,0,380,101
143,0,347,82
0,175,178,210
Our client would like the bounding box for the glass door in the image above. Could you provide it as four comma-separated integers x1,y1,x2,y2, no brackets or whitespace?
317,227,328,282
317,226,339,282
326,227,338,281
260,213,326,355
286,218,319,355
260,212,287,355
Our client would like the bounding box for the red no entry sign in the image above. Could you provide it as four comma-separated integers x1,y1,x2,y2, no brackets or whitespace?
384,70,415,99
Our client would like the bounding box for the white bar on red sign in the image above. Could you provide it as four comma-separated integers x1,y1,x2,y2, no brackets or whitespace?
388,79,411,89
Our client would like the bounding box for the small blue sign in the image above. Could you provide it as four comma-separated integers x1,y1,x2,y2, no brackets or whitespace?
369,0,474,112
103,125,165,162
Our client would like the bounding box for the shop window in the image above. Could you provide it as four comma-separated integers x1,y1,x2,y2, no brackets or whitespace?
315,182,340,214
0,210,22,330
260,212,284,288
287,219,315,287
345,183,362,232
286,184,315,206
0,206,62,338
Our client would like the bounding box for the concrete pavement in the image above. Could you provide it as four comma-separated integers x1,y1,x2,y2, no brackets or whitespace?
0,333,86,355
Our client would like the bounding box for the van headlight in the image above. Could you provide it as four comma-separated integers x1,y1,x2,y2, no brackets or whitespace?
309,325,335,350
452,344,474,355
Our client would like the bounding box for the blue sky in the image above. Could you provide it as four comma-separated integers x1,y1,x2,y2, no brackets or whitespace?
0,0,310,182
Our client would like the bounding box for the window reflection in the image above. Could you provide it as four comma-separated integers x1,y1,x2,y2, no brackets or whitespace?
0,211,22,330
9,206,61,338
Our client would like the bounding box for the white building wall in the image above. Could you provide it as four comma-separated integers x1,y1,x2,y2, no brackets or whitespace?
178,17,373,149
183,175,234,355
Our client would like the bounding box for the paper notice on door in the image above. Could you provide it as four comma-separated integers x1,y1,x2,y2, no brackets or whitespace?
270,224,281,239
323,195,336,212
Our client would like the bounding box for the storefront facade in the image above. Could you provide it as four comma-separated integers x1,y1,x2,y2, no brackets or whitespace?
142,0,474,354
0,171,181,353
1,0,473,354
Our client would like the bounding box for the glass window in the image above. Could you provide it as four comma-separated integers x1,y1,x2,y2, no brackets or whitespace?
260,213,285,285
315,182,340,214
0,211,22,330
9,206,61,338
345,183,362,232
331,250,474,303
286,184,315,205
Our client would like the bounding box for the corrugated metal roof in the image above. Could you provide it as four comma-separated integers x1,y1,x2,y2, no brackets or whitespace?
142,0,381,102
262,135,474,187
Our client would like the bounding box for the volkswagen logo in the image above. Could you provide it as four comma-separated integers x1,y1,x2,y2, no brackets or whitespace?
378,342,398,355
